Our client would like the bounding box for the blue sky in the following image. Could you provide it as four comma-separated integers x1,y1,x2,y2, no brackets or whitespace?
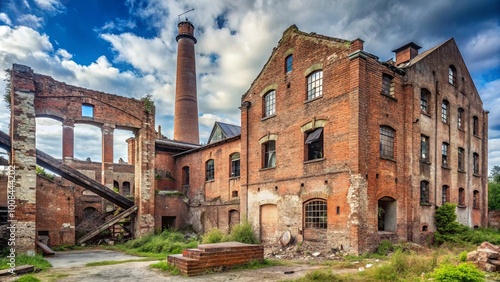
0,0,499,170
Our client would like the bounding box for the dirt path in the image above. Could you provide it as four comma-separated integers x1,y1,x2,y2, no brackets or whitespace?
5,249,336,282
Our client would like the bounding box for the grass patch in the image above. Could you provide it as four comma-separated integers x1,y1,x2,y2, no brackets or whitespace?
232,259,281,270
14,274,41,282
0,254,52,271
150,261,180,275
286,269,343,282
108,229,198,258
85,257,157,267
51,244,87,252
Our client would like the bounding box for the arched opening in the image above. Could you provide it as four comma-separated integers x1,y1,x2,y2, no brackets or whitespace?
83,206,97,219
113,180,119,193
122,181,131,196
378,196,397,232
228,209,240,232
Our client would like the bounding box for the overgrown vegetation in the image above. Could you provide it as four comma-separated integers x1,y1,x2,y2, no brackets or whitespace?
489,165,500,210
14,275,41,282
4,68,11,109
0,254,52,271
201,221,259,244
432,262,485,281
109,229,198,258
35,165,55,181
434,203,500,245
141,94,155,114
286,269,343,281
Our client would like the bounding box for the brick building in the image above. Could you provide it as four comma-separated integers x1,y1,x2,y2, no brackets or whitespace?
0,23,488,255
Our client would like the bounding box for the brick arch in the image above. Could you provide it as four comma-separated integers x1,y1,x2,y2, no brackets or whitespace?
259,84,279,97
301,191,329,202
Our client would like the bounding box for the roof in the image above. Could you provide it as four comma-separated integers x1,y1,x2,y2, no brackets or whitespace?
207,122,241,144
396,39,452,68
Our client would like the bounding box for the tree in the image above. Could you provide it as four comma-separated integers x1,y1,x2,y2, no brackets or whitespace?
489,166,500,210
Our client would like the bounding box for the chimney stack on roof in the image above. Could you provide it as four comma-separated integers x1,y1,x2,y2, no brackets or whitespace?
392,42,421,65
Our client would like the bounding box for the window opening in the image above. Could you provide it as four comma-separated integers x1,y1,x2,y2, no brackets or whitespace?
304,200,327,229
307,70,323,100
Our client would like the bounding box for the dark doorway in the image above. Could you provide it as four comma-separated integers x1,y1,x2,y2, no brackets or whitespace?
162,216,176,231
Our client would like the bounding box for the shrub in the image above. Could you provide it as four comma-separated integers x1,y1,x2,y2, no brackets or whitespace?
227,221,259,244
435,203,468,244
201,228,225,244
432,263,484,282
375,240,393,255
294,269,343,281
459,251,468,262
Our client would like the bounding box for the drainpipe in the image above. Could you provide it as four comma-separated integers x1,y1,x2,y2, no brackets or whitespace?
240,101,251,221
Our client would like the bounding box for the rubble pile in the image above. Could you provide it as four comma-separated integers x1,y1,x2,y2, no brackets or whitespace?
467,242,500,272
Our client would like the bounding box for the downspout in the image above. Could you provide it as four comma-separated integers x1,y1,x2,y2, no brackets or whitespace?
241,101,251,220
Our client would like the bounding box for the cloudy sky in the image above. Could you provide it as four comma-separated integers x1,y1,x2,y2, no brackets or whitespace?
0,0,499,169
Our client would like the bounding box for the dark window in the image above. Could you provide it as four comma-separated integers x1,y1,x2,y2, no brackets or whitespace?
421,135,429,162
263,90,276,117
473,190,480,209
420,89,430,113
458,147,465,171
441,100,449,123
458,108,464,129
305,128,323,160
442,185,449,204
182,166,190,185
382,74,394,96
263,141,276,168
380,126,395,159
285,55,293,73
473,153,479,175
307,70,323,100
122,181,131,196
304,199,327,229
82,104,94,117
230,153,240,177
205,159,214,181
442,143,449,167
420,181,430,204
449,65,456,85
459,188,465,206
473,116,479,135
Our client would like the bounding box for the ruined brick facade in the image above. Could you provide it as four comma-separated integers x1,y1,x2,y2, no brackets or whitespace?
0,24,488,255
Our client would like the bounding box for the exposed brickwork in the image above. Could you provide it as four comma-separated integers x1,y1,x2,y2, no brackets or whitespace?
168,242,263,276
174,20,199,144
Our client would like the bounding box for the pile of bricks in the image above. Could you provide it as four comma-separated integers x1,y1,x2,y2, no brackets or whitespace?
167,242,264,276
467,242,500,272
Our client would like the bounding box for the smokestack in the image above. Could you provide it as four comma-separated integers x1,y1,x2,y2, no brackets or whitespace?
173,19,199,144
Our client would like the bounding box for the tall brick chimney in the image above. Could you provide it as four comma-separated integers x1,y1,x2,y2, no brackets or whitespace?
392,42,421,65
173,19,199,144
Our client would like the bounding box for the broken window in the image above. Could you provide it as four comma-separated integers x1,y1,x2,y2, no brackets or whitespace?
205,159,214,181
263,90,276,117
441,100,449,123
473,153,479,175
122,181,131,196
305,127,323,160
420,181,430,204
285,55,293,73
307,70,323,100
380,126,395,159
448,65,456,85
459,188,465,206
263,141,276,168
458,108,464,129
458,147,465,171
182,166,190,185
473,190,480,209
420,88,430,113
442,142,449,167
381,74,394,96
230,153,240,177
442,185,449,204
82,104,94,118
420,135,429,162
304,199,327,229
473,116,479,135
83,207,96,219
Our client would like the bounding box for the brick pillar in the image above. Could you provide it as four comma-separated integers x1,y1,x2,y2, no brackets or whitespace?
62,119,74,161
101,123,115,189
126,137,135,165
173,20,199,144
134,114,155,237
10,64,37,255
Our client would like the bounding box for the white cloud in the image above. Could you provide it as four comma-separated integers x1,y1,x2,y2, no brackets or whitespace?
18,14,44,29
0,13,12,26
33,0,65,14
